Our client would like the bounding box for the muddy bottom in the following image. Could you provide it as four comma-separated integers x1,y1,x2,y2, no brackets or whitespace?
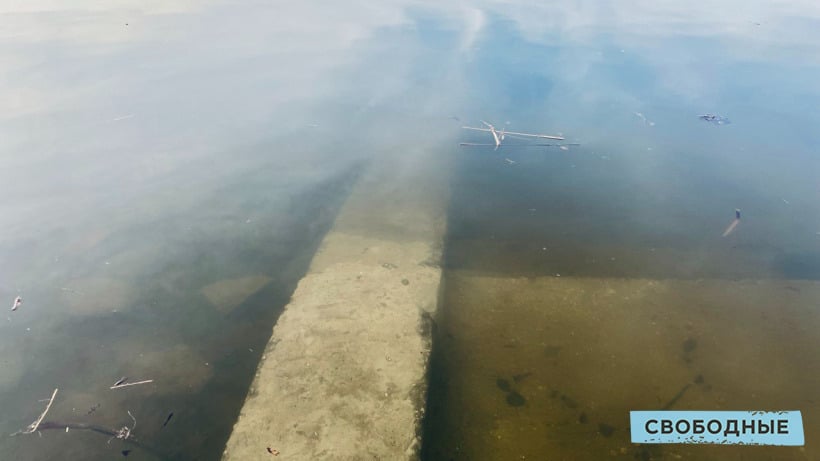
422,273,820,460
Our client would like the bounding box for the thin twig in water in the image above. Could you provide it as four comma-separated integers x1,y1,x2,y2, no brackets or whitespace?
24,388,58,434
110,379,153,390
14,420,167,458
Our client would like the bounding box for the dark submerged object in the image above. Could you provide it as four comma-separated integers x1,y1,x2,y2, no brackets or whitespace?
598,423,616,437
512,372,532,383
496,378,512,392
162,412,174,428
506,391,526,407
662,384,692,410
698,113,731,125
735,208,741,220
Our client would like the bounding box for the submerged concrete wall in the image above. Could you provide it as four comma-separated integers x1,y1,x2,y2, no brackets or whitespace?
222,147,449,460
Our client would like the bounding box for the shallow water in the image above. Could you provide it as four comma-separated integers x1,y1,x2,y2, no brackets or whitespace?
0,2,402,459
422,2,820,460
0,156,360,460
424,274,820,460
2,1,819,460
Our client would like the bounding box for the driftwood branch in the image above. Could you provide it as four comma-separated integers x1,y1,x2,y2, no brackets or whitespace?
24,388,58,434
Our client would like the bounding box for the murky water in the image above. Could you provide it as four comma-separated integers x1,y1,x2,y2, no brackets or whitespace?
424,273,820,460
0,2,393,460
3,1,820,460
422,2,820,460
0,151,360,460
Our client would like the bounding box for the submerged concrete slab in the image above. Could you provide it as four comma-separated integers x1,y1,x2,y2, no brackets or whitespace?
222,149,449,460
424,272,820,461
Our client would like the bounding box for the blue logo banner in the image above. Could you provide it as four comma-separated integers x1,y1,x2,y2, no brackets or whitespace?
630,411,804,445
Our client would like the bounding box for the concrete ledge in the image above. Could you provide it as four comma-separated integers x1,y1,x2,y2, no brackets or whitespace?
223,152,448,460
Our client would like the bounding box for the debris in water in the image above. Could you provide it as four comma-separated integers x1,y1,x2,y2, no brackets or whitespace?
722,209,741,237
23,388,58,434
162,412,174,428
109,411,136,444
504,158,516,164
11,296,22,311
110,379,153,390
698,113,731,125
267,447,280,455
506,391,526,407
662,384,692,410
381,262,398,270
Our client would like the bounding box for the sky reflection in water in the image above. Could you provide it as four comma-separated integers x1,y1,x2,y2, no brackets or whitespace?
0,1,819,459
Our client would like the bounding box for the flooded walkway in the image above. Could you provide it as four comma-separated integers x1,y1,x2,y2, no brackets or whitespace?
223,148,450,460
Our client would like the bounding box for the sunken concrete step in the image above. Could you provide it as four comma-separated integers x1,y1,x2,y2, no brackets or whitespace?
222,150,449,461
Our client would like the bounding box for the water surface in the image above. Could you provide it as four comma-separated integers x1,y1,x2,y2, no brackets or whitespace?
2,1,820,460
422,1,820,460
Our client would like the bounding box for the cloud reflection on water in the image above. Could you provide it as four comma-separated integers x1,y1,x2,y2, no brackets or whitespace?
0,1,818,459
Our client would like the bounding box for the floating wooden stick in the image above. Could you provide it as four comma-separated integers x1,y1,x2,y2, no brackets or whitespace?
722,209,741,237
110,379,153,390
24,388,58,434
